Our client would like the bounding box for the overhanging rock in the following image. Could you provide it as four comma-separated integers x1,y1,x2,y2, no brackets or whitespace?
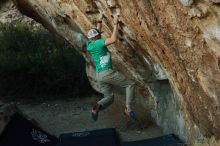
3,0,220,144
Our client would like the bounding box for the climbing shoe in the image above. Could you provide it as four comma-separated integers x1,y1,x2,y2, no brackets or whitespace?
91,106,99,121
124,108,136,120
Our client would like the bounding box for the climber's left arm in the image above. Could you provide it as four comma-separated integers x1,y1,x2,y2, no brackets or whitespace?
97,13,103,31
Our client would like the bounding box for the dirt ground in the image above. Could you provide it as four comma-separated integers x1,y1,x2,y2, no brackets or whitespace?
1,95,163,142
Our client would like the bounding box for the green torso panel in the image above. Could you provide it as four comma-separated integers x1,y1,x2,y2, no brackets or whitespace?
86,39,112,73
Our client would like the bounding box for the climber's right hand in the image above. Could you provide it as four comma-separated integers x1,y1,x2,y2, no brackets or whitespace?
113,15,119,25
98,12,104,21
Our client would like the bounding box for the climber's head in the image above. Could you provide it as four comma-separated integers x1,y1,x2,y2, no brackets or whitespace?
87,28,102,41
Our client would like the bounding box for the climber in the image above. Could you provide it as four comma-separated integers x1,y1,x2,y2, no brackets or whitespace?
86,13,136,121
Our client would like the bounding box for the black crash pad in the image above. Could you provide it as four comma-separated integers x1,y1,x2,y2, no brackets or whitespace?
57,128,120,146
0,113,59,146
122,134,184,146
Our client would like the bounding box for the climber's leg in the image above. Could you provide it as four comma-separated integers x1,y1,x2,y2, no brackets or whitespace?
90,72,114,121
98,69,136,118
97,81,114,107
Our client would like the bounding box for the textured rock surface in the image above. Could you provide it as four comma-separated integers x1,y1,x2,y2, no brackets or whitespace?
0,0,40,26
210,0,220,4
2,0,220,144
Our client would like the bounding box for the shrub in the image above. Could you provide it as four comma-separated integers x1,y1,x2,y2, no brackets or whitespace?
0,22,94,98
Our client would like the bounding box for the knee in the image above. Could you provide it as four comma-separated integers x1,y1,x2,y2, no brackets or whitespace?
105,93,114,99
128,81,135,88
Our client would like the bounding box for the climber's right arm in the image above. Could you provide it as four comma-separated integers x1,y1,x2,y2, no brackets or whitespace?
105,16,119,46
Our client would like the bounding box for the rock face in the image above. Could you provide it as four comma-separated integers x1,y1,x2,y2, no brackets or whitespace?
0,0,40,26
2,0,220,144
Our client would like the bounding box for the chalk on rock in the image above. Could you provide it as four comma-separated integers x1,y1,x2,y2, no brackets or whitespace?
153,64,168,80
180,0,194,7
212,26,220,42
189,6,208,18
185,38,192,48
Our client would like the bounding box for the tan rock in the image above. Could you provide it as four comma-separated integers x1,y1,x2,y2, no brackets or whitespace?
210,0,220,3
2,0,220,144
